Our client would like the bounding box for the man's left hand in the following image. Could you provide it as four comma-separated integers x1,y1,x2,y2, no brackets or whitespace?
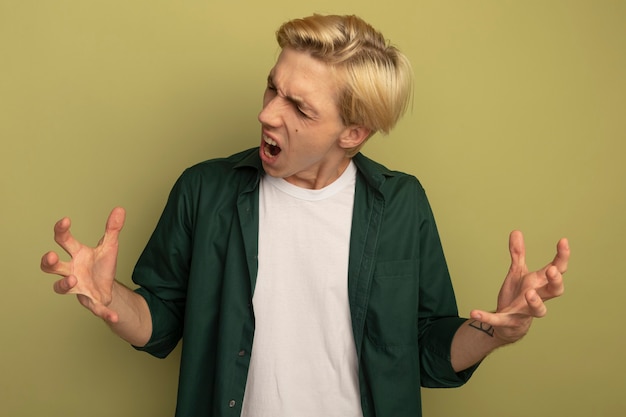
469,230,570,344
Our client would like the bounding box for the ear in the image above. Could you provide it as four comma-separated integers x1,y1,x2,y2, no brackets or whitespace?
338,125,371,150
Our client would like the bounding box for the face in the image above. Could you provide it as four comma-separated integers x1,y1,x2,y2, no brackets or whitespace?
258,48,365,189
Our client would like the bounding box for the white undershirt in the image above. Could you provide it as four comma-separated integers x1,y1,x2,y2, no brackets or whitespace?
241,161,362,417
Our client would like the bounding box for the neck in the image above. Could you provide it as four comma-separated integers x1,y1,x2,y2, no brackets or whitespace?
284,157,352,189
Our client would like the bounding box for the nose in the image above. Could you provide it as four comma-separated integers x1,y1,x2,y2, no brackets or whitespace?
258,94,282,128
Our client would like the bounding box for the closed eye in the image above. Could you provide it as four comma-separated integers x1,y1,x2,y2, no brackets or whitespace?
266,76,277,91
266,74,314,119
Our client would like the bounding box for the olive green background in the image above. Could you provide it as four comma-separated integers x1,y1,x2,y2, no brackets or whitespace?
1,1,624,416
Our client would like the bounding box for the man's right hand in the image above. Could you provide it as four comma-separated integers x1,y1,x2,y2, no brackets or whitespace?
41,207,126,323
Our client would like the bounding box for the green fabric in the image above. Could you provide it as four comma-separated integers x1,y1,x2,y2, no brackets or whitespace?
133,147,478,417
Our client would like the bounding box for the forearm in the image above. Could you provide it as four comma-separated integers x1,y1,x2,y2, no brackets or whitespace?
106,281,152,347
450,319,509,372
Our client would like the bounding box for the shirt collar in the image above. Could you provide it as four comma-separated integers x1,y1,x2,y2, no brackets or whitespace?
352,152,397,192
232,147,397,192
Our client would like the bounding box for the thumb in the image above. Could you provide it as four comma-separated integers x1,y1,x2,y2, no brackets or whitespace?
77,294,120,323
101,207,126,245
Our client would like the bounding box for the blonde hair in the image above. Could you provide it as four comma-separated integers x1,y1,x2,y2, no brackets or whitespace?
276,14,413,154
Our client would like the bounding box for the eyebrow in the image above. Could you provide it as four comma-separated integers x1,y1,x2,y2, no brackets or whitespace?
267,73,315,114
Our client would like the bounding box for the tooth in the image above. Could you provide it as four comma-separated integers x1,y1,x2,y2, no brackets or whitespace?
264,135,277,146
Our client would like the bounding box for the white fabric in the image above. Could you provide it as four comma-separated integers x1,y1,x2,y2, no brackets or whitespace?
241,161,362,417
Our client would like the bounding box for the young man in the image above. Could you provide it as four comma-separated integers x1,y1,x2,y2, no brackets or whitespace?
41,14,569,417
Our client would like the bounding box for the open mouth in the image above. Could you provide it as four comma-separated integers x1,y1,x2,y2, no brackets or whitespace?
263,135,282,157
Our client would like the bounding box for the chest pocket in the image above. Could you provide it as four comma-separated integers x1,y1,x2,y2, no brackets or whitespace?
366,259,419,348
